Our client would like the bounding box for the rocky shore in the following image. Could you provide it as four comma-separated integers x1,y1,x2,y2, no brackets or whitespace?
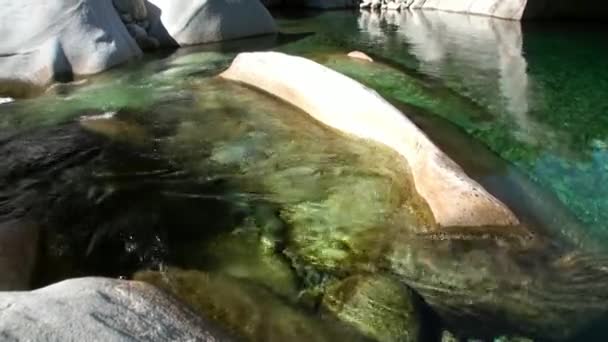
0,0,276,90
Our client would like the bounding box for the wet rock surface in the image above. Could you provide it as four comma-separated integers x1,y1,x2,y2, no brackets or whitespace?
135,269,371,342
0,277,232,341
322,275,423,342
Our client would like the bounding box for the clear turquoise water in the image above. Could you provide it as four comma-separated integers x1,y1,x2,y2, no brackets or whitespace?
271,10,608,248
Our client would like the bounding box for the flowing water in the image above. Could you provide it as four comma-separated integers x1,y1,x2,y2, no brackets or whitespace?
1,8,608,342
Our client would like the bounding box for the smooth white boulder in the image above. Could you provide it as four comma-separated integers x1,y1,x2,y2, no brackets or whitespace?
221,52,519,228
347,51,374,62
146,0,278,47
0,0,142,86
0,97,14,105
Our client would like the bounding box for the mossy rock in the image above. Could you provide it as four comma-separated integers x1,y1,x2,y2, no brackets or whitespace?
134,268,370,342
172,215,298,298
322,274,423,342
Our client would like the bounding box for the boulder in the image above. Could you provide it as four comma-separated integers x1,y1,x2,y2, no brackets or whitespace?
0,97,13,105
0,0,142,87
0,277,232,341
146,0,278,47
0,219,39,291
220,52,519,228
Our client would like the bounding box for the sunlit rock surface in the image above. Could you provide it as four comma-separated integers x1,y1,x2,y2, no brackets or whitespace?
221,51,518,228
0,277,232,341
147,0,278,47
0,0,142,88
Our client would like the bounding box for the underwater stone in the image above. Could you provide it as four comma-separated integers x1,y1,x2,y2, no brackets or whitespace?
134,268,370,342
347,51,374,62
220,52,519,229
322,274,422,342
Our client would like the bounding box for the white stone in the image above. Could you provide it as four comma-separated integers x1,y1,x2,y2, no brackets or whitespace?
221,52,519,228
0,0,142,86
360,0,372,9
146,0,278,47
387,1,401,10
0,97,13,104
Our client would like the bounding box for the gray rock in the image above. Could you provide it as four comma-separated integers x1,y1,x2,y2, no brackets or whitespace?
0,277,233,341
146,0,278,47
121,12,134,23
138,19,150,30
0,0,142,86
113,0,148,21
126,23,148,40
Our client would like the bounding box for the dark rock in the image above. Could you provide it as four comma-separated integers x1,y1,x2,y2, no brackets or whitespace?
0,219,38,290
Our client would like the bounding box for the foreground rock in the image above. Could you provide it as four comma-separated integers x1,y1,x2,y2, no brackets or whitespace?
0,0,142,87
220,51,518,228
147,0,278,47
0,277,232,341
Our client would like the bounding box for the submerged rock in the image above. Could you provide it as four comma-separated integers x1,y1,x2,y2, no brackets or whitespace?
147,0,278,47
175,218,299,298
322,274,423,342
347,51,374,62
0,219,39,291
0,277,232,341
0,0,142,87
220,51,518,229
135,268,370,342
219,52,608,340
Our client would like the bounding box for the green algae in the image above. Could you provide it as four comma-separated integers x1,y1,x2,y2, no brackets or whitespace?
322,274,422,342
134,268,370,342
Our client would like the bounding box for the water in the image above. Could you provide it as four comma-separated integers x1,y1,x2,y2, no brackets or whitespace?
273,9,608,247
1,8,608,342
